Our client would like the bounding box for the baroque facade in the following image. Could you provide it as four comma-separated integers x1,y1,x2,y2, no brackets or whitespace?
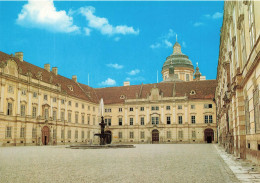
216,1,260,164
0,41,217,146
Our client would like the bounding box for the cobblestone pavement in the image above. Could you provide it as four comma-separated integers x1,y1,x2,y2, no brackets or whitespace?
0,144,244,183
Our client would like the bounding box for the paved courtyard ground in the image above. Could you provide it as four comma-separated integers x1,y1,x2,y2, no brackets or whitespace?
0,144,253,183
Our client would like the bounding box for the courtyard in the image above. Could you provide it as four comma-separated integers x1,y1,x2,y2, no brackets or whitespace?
0,144,245,183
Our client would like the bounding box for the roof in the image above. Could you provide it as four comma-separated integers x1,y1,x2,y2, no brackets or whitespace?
95,80,217,104
0,51,217,105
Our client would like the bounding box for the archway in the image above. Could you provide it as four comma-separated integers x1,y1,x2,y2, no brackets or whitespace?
204,128,214,143
42,126,50,145
152,129,159,143
105,131,112,144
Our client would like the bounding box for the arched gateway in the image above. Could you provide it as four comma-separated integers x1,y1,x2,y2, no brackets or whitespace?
105,131,112,144
152,129,159,143
42,126,50,145
204,128,214,143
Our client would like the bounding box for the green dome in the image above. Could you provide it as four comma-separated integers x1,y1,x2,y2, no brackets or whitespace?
162,42,194,71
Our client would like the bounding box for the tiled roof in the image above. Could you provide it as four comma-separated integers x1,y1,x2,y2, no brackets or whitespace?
0,51,217,105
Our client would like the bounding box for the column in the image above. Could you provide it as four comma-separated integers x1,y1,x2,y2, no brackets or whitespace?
17,89,21,115
27,92,32,116
0,84,5,113
161,106,164,124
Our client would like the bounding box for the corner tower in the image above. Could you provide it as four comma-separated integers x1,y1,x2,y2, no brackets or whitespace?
161,40,194,82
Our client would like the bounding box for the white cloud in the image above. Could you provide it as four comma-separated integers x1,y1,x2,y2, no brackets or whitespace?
212,12,223,19
17,0,79,33
106,63,123,69
194,22,204,27
79,6,139,36
100,78,116,86
127,69,140,76
84,27,91,36
150,29,176,49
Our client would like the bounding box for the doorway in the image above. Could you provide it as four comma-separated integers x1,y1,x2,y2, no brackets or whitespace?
105,131,112,144
152,129,159,143
42,126,50,145
204,128,214,143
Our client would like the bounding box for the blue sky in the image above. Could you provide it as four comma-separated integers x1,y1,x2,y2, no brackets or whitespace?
0,0,224,88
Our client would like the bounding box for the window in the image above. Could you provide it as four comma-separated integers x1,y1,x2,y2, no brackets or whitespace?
32,107,37,118
88,106,90,110
75,103,78,108
82,104,84,109
82,115,85,124
87,131,90,138
61,111,65,121
140,107,144,111
93,117,95,125
152,106,159,111
152,117,159,125
167,116,171,125
81,131,85,139
105,118,111,126
192,131,196,138
167,131,171,138
178,131,183,139
191,105,195,109
166,106,170,110
130,118,134,125
75,114,78,123
7,103,12,116
140,131,145,139
6,127,12,138
8,85,14,93
44,95,48,100
129,107,134,111
61,129,64,139
178,105,182,110
68,101,71,106
53,129,56,139
204,115,213,123
53,111,57,120
105,108,111,112
93,107,95,112
130,132,134,139
61,99,65,104
21,89,26,95
75,130,78,139
68,130,71,139
88,116,90,124
119,108,122,112
32,128,36,138
33,92,37,98
118,132,122,139
119,118,123,126
20,105,26,117
53,98,56,102
186,74,190,81
204,104,212,109
140,117,144,125
191,116,196,124
68,113,72,122
178,116,183,124
44,109,49,120
20,127,25,138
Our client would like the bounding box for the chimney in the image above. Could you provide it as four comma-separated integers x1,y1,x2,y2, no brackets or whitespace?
15,52,23,62
44,64,50,72
52,67,58,75
72,75,77,82
124,81,130,86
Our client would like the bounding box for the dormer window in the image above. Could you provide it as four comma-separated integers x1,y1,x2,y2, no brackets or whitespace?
120,95,125,99
190,90,196,95
67,85,73,91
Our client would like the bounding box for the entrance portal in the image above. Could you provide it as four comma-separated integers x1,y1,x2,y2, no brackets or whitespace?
152,129,159,143
105,131,112,144
204,128,214,143
42,126,50,145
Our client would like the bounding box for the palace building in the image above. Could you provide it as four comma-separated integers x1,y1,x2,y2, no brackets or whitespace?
216,1,260,164
0,41,217,146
